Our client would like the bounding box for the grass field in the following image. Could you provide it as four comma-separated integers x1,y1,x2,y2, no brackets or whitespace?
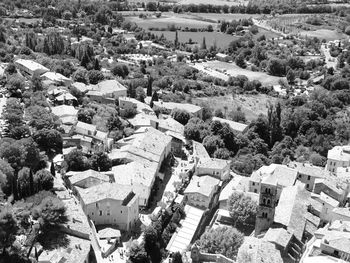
151,26,281,48
178,0,247,6
127,15,216,29
191,13,261,22
299,29,348,41
200,60,284,86
193,93,278,121
152,31,240,48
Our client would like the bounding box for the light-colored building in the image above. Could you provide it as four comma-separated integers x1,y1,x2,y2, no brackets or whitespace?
212,116,248,134
89,79,127,99
66,169,112,189
184,175,220,209
115,127,172,179
249,164,298,198
76,182,139,231
192,141,210,164
51,105,78,125
313,176,350,205
118,96,154,117
15,58,49,76
195,158,231,181
166,205,204,253
215,53,232,62
301,220,350,263
37,188,91,263
311,192,339,223
111,161,158,207
158,117,184,135
153,101,203,119
41,71,72,86
326,146,350,173
288,162,332,192
219,175,256,209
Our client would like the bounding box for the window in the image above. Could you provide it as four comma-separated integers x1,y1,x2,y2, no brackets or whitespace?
121,211,123,214
263,198,266,205
96,203,99,208
307,176,311,181
307,184,309,189
267,199,271,205
107,210,110,216
254,189,257,193
99,210,102,216
91,212,94,216
298,174,301,178
252,182,255,186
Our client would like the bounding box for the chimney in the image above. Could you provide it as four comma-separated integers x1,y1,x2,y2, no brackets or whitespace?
197,181,200,187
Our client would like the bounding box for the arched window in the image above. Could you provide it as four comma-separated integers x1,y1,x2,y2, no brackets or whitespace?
267,199,271,205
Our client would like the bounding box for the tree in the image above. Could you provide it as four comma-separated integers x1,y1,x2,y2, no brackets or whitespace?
235,54,246,68
200,37,207,50
31,72,43,92
172,252,183,263
64,149,90,171
143,225,161,262
77,108,95,124
6,76,25,97
135,86,146,102
90,152,112,172
199,226,244,260
33,169,54,193
228,192,257,226
0,208,17,253
33,196,67,228
18,167,31,198
128,242,149,263
309,153,326,167
87,70,104,85
267,59,286,76
147,75,153,97
0,159,14,196
286,69,296,85
33,129,63,156
203,135,224,156
112,64,129,78
228,107,246,123
171,109,191,125
5,63,16,75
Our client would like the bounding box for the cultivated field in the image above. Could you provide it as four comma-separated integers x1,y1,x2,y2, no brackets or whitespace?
193,93,278,121
152,31,240,48
200,60,283,86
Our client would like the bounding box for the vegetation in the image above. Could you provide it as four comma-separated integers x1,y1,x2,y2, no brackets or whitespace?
198,226,244,260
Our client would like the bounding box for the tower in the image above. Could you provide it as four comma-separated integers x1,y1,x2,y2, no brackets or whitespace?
255,176,278,236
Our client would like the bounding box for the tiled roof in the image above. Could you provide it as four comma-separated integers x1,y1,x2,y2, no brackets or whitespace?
274,184,311,241
96,79,127,95
76,182,135,205
197,158,230,170
192,141,210,160
212,117,248,133
184,175,220,197
67,169,111,186
237,237,283,263
332,207,350,219
264,228,293,248
327,146,350,162
51,105,78,118
288,161,331,178
153,101,202,114
158,117,184,135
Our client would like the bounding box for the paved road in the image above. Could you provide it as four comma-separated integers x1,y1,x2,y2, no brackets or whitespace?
320,43,337,69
